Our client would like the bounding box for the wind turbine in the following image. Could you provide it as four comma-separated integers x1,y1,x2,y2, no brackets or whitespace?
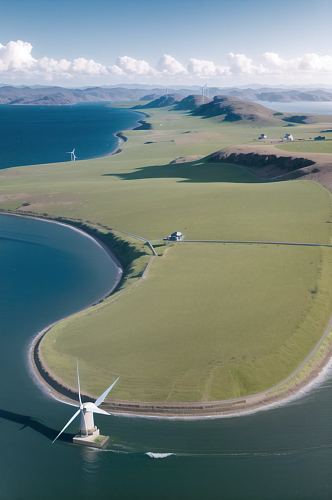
66,148,78,161
200,84,207,104
52,360,119,444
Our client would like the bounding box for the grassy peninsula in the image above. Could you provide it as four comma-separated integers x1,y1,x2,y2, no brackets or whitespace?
2,100,332,408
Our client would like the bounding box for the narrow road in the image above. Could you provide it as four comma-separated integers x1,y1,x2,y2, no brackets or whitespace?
182,239,332,248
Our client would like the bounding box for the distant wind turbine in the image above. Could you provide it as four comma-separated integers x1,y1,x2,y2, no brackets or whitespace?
52,360,119,444
200,84,207,104
66,148,78,161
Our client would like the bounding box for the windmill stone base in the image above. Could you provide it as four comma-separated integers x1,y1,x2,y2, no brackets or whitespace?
73,429,110,448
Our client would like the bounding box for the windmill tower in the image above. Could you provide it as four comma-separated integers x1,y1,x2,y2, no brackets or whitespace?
200,84,207,104
66,148,78,161
52,360,119,448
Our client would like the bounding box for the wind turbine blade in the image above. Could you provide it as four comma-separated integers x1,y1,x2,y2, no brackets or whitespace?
85,402,110,415
77,359,82,406
52,409,80,444
95,377,119,407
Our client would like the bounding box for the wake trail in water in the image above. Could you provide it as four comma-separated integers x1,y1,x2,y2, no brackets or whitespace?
100,443,332,459
145,453,175,459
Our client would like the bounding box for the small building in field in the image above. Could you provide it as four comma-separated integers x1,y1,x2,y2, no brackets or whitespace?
259,133,267,139
164,231,185,241
284,133,294,141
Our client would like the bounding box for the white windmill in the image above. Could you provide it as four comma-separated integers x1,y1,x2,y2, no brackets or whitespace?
200,84,207,104
52,361,119,446
66,148,78,161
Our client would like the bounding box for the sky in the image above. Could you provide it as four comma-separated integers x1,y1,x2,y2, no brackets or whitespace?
1,0,332,88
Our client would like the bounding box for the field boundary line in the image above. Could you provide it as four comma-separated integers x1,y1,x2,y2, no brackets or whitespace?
111,227,157,255
182,240,332,247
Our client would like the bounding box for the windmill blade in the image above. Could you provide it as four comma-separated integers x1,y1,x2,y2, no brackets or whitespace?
94,377,119,407
77,359,82,406
52,408,80,444
84,402,110,415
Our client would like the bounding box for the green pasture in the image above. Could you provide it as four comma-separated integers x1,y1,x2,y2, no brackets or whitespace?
41,243,332,402
275,140,332,154
0,108,331,244
2,105,332,402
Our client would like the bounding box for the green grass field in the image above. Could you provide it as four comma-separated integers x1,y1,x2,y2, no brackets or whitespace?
41,243,332,401
275,140,332,154
2,105,332,402
0,107,330,243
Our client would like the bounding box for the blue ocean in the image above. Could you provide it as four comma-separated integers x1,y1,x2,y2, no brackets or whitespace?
1,104,332,499
0,103,143,170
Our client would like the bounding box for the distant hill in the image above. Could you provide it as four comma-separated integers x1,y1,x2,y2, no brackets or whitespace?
0,86,166,105
134,94,185,108
1,84,331,106
174,94,213,110
190,95,280,123
228,88,332,102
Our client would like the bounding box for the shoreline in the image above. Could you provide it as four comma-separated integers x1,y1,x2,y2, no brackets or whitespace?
22,212,332,418
99,110,147,159
31,328,332,419
1,106,146,170
0,212,124,407
3,210,332,419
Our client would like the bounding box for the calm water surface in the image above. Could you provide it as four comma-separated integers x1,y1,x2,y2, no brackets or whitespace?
0,103,143,169
256,101,332,115
0,213,332,499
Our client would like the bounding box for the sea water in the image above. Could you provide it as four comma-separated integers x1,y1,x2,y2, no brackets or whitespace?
1,103,332,499
256,100,332,115
0,103,144,170
0,212,332,499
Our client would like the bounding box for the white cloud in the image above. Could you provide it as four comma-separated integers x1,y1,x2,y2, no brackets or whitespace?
111,56,157,78
298,53,332,72
0,40,35,70
227,53,268,75
263,52,332,75
1,40,332,82
187,58,230,77
156,54,187,75
263,52,300,73
0,40,109,80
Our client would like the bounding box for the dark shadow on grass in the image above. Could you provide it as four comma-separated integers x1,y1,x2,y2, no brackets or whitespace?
0,407,75,444
102,158,269,184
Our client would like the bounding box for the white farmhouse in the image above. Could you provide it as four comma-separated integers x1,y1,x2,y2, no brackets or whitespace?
166,231,185,241
284,133,294,141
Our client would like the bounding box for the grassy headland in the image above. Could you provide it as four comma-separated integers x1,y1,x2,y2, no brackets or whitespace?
2,102,332,407
41,242,332,402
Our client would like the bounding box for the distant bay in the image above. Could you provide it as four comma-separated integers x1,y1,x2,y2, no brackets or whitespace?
0,103,143,170
256,101,332,115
